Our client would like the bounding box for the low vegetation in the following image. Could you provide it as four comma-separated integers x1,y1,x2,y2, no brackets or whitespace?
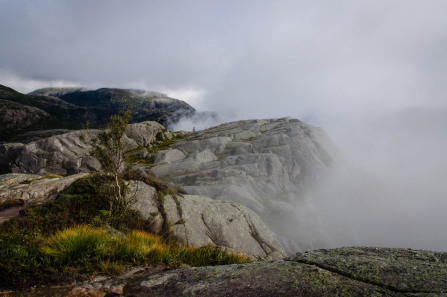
0,174,251,289
41,225,250,273
0,110,251,290
0,199,24,212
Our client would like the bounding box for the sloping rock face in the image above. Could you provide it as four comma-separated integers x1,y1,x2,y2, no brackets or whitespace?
0,173,88,224
127,181,285,258
0,173,88,204
149,118,340,252
62,247,447,296
0,121,171,175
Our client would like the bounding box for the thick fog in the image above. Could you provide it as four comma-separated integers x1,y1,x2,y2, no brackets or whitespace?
1,1,447,251
287,109,447,251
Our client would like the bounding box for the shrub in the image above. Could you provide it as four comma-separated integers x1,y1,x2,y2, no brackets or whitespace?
90,110,131,203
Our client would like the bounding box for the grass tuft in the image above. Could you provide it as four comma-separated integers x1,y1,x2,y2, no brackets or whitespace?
40,225,252,273
175,245,253,266
41,225,108,266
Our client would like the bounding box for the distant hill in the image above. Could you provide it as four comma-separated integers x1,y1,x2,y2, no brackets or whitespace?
0,84,196,142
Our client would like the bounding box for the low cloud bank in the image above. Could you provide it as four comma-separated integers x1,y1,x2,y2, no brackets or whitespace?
291,108,447,251
170,111,237,132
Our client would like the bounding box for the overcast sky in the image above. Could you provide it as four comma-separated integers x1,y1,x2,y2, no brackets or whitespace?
1,0,447,123
2,0,447,251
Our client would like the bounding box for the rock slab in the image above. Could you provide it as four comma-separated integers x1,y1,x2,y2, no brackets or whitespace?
0,121,170,175
127,180,285,258
149,118,341,252
63,247,447,296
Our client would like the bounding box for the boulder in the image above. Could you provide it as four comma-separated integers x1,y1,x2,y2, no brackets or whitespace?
154,149,186,165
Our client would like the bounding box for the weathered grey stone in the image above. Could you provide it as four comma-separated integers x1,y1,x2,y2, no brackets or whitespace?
61,247,447,297
0,173,88,204
126,121,167,147
0,121,171,175
154,149,186,165
0,173,40,188
126,181,158,216
149,118,341,253
164,194,285,258
289,247,447,294
126,181,285,258
124,261,394,296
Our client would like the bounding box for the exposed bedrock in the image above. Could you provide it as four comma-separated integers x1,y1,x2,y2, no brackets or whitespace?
64,247,447,296
0,121,171,175
127,180,285,259
148,118,341,253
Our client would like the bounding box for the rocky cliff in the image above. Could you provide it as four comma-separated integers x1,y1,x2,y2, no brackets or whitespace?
148,117,341,252
0,117,340,253
0,117,286,259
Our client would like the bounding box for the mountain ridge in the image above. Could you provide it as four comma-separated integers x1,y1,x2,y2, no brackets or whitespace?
0,84,195,142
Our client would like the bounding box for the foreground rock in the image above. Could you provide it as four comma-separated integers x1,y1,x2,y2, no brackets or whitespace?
128,181,285,258
149,118,341,252
58,247,447,296
291,247,447,294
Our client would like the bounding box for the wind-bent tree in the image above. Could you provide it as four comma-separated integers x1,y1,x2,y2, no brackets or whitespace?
90,110,131,204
